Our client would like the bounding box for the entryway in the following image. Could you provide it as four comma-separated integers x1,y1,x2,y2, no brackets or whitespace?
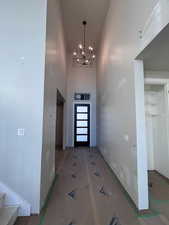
56,90,65,151
74,104,90,147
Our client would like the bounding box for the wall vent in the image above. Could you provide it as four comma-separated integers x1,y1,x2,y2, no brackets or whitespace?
74,93,90,101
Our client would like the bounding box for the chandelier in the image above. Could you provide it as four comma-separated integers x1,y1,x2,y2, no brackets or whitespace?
72,21,96,66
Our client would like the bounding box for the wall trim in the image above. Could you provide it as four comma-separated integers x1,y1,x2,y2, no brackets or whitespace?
0,181,31,216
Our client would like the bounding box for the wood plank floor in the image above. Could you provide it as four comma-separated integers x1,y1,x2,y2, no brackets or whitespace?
15,148,169,225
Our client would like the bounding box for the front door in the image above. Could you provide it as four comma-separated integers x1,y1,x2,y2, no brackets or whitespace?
74,104,90,147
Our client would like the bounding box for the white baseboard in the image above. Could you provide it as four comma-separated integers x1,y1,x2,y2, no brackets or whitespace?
0,182,31,216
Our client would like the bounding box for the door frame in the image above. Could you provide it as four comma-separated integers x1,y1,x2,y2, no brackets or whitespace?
134,60,149,209
56,89,65,150
73,102,91,147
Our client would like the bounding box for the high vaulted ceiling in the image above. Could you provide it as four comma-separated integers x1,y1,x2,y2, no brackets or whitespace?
61,0,110,52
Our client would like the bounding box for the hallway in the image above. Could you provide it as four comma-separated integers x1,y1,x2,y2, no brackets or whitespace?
15,149,169,225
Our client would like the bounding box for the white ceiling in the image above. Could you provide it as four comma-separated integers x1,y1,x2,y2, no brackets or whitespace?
138,23,169,71
61,0,110,52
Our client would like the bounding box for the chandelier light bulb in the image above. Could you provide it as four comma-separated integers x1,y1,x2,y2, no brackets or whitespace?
78,44,83,49
73,52,77,56
77,58,80,62
85,59,89,63
82,51,85,55
89,46,93,51
92,55,96,59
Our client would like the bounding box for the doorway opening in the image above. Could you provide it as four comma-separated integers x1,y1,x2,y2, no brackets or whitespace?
55,90,65,151
144,81,169,177
144,78,169,205
135,23,169,210
74,104,90,147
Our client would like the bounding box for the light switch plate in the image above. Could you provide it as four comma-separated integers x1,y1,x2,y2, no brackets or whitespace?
124,134,129,142
17,128,25,136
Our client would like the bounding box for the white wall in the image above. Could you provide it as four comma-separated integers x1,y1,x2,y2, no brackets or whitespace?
0,0,67,214
40,0,67,209
66,56,96,147
96,0,159,210
0,0,47,213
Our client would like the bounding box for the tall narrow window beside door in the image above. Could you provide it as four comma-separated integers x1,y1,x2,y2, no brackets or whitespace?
74,104,90,147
